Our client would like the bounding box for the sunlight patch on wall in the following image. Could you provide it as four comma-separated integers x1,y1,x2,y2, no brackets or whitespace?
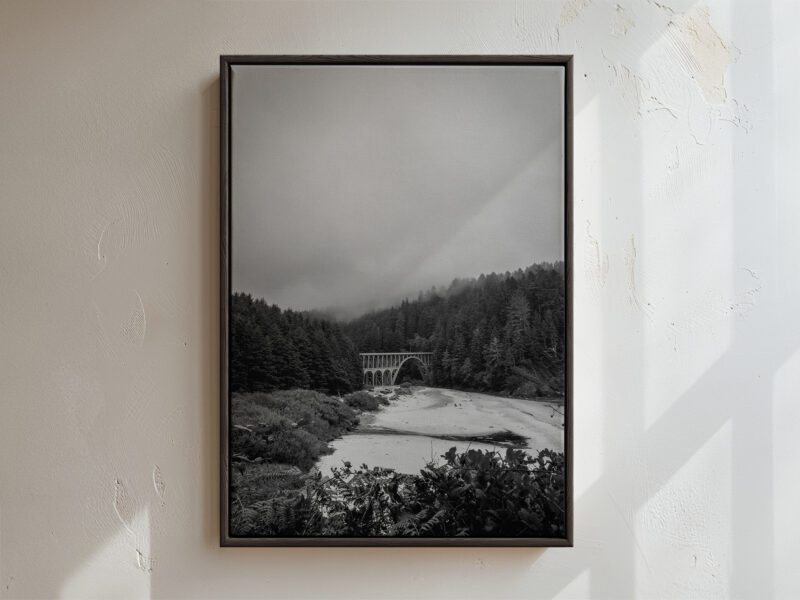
772,347,800,598
575,96,605,499
553,566,591,599
634,10,739,430
635,420,731,598
60,506,151,599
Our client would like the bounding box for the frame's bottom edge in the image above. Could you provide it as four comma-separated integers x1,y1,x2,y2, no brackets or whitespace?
220,536,572,548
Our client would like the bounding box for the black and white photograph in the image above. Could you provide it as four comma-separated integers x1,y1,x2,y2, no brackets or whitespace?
221,56,571,545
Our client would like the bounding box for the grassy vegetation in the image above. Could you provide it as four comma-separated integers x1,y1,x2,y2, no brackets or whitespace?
231,390,359,469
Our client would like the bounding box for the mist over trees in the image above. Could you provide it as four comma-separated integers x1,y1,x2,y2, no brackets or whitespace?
342,262,566,395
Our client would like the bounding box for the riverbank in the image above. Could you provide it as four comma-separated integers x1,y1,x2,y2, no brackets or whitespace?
230,387,566,537
316,386,564,475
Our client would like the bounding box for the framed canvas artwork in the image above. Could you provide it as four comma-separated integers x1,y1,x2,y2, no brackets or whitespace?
220,55,572,546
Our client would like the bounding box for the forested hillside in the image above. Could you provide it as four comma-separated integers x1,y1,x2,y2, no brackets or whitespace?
229,293,363,394
342,262,566,396
231,261,566,397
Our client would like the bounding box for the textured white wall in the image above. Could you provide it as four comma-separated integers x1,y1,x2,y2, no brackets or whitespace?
1,1,797,598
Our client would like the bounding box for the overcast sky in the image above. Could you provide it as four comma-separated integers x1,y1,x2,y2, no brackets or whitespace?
231,64,564,317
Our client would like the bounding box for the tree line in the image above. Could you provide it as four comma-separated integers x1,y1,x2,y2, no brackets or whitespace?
231,261,566,397
229,293,363,395
342,262,566,395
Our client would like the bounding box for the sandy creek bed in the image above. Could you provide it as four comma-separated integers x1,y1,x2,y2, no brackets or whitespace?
316,387,564,476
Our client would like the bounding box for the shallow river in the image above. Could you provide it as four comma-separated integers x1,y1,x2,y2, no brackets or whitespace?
316,387,564,476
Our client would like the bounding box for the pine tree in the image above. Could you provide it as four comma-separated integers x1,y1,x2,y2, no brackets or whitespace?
503,290,531,366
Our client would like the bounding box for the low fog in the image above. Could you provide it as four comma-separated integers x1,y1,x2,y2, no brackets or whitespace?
231,64,565,318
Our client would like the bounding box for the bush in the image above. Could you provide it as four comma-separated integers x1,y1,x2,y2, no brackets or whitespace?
231,422,328,470
343,391,385,411
404,447,566,537
309,447,566,538
231,462,307,506
232,446,566,538
248,389,358,440
231,390,359,470
507,366,564,398
232,493,318,537
231,400,293,462
313,464,414,536
512,381,541,398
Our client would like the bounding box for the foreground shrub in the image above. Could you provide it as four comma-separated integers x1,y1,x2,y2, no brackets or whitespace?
313,464,414,536
231,462,307,506
232,493,319,537
406,447,565,537
314,448,565,538
238,447,567,538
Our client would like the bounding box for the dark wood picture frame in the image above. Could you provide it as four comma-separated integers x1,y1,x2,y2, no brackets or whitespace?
220,55,573,547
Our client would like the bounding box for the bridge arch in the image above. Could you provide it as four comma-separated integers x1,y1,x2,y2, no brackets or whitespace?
392,356,427,385
359,352,432,387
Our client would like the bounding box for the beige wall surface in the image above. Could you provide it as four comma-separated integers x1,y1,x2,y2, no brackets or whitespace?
1,1,798,598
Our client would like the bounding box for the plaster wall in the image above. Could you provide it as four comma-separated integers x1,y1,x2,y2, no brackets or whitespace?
1,1,797,598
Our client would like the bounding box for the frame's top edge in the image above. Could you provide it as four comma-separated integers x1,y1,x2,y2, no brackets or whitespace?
220,55,573,67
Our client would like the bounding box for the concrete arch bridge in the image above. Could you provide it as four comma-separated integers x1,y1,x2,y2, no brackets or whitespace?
360,352,431,386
